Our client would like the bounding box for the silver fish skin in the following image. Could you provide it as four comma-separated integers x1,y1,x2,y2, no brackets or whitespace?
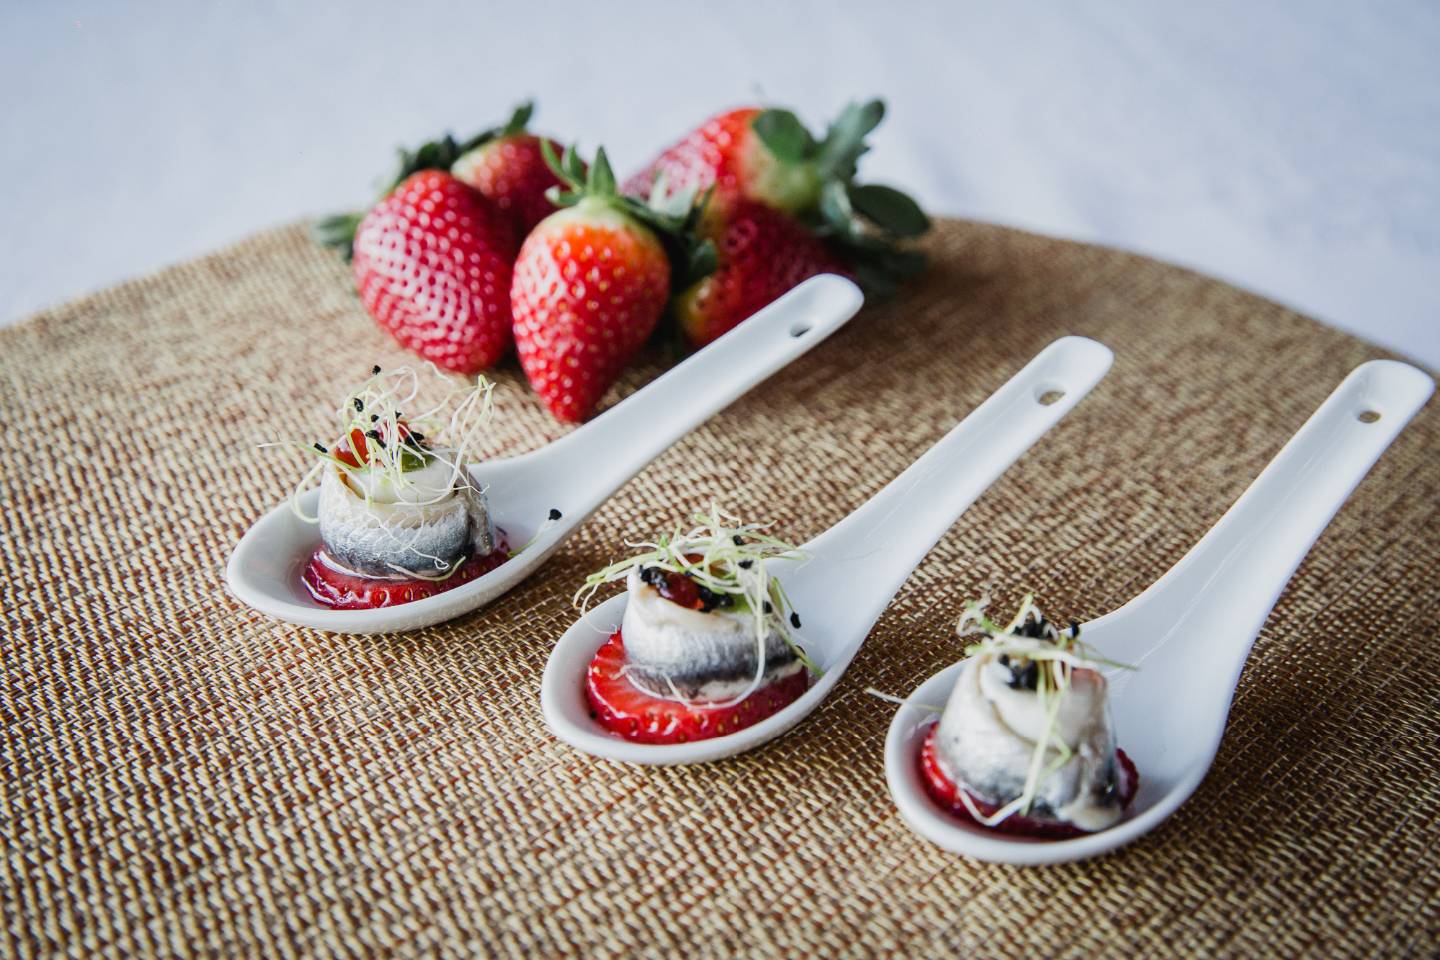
934,646,1124,831
619,568,798,700
316,457,494,578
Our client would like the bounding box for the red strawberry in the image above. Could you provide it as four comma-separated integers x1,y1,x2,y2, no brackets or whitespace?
302,544,509,609
314,101,577,370
511,146,677,422
349,170,517,374
623,108,787,210
675,199,850,347
586,630,810,744
628,99,931,315
625,101,917,220
450,102,576,235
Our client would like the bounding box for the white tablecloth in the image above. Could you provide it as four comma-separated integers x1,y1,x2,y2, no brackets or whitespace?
2,0,1436,365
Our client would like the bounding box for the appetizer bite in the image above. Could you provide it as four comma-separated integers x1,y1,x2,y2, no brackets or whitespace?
575,507,817,743
273,365,509,609
920,596,1138,839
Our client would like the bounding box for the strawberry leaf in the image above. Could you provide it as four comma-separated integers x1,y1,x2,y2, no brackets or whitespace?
501,100,534,137
312,212,365,263
588,147,618,196
541,139,587,201
818,179,854,235
753,109,816,164
842,233,927,297
683,238,719,287
816,99,885,180
847,183,931,238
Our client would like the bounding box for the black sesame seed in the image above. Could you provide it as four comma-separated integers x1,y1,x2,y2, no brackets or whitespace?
370,414,379,422
1016,618,1048,639
639,566,667,588
371,365,381,375
353,398,364,412
366,429,381,440
313,442,327,453
738,559,753,569
697,584,732,612
764,601,773,614
790,612,801,628
732,535,744,546
1070,619,1081,638
409,431,425,442
548,508,562,521
1007,659,1040,691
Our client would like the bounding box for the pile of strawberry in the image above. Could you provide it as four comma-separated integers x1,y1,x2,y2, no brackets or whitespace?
317,100,929,423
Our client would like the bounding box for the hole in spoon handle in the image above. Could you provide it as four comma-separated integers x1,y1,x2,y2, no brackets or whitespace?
1125,360,1433,641
795,337,1113,620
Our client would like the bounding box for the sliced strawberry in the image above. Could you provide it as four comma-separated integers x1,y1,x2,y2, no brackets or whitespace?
919,721,1138,840
586,630,809,744
302,543,508,610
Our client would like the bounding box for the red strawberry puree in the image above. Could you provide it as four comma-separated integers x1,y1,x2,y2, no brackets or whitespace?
919,721,1138,840
586,630,810,744
302,541,509,610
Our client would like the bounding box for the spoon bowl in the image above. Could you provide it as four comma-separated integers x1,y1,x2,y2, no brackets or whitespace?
885,359,1435,864
226,275,864,633
542,336,1116,764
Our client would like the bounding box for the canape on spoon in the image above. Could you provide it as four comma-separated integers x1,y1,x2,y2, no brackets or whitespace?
897,595,1139,840
577,507,817,744
542,336,1115,764
262,367,508,610
885,359,1434,865
226,274,864,634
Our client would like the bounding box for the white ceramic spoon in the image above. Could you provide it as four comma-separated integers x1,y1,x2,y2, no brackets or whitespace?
885,359,1434,865
225,275,864,634
542,336,1115,764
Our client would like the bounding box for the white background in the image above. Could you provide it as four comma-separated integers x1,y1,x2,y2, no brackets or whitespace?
2,1,1436,365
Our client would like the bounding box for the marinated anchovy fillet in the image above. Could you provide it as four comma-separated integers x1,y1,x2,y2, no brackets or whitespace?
265,364,502,590
930,596,1135,833
317,456,494,577
620,567,801,700
576,505,817,707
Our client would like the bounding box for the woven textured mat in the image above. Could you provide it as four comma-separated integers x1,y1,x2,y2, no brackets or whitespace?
2,220,1437,958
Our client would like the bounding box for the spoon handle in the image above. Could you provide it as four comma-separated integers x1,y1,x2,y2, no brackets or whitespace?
488,274,863,512
1114,360,1433,661
793,336,1114,629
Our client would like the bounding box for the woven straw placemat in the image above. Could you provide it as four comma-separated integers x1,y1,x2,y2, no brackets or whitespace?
2,220,1436,958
